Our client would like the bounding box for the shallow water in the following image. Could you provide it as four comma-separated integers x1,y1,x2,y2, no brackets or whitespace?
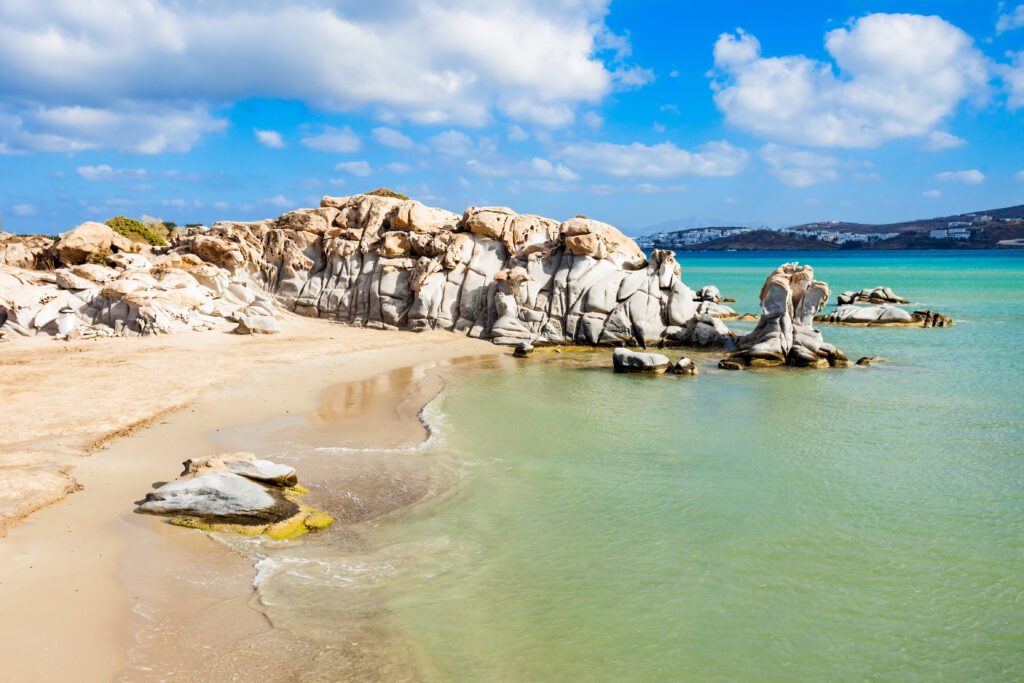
234,251,1024,680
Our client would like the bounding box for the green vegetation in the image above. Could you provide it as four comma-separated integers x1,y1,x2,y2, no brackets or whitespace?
365,187,409,201
87,247,111,265
105,216,168,246
185,223,203,228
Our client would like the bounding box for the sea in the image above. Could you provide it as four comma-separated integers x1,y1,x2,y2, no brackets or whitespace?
214,250,1024,681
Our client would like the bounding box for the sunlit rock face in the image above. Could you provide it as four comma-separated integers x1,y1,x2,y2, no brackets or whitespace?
727,262,847,368
167,195,731,348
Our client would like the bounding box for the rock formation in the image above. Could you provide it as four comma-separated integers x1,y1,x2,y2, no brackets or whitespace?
164,195,732,349
2,195,850,365
725,262,848,368
612,347,671,373
837,286,910,305
815,305,952,327
137,453,331,539
1,224,279,338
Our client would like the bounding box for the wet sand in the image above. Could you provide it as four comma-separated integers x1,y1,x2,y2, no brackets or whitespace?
0,316,503,681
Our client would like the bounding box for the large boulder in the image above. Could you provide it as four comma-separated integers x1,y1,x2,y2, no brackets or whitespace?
814,305,952,327
612,347,671,373
728,262,847,368
50,222,130,265
136,458,333,539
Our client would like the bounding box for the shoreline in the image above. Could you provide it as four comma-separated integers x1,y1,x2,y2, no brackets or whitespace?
0,317,504,681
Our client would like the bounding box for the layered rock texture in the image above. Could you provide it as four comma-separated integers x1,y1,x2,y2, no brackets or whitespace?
2,196,850,360
815,305,952,327
837,286,910,305
137,452,332,539
726,262,848,368
1,223,278,338
164,195,732,348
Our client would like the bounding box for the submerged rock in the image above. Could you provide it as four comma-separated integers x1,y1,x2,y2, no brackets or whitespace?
726,262,847,369
612,347,670,373
837,286,910,305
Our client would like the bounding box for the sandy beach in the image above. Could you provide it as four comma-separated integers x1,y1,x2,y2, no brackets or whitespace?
0,314,503,681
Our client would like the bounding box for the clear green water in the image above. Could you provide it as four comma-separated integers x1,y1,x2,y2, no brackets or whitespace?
388,251,1024,681
250,251,1024,680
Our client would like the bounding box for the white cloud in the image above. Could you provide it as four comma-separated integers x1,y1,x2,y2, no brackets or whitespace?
923,131,966,150
0,102,226,155
759,144,840,187
372,127,413,149
710,14,990,148
12,203,35,216
385,162,414,174
262,195,292,208
77,164,146,181
997,5,1024,33
583,112,604,130
334,160,373,176
923,189,942,197
652,122,666,133
559,140,749,178
507,125,529,142
934,169,985,184
1001,52,1024,109
300,126,360,153
1015,170,1024,181
466,157,580,182
429,130,473,157
254,128,285,148
0,0,646,143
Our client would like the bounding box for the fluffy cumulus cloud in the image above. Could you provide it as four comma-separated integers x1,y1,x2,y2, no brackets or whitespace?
559,140,749,178
759,144,840,187
372,127,414,149
1001,52,1024,109
12,204,36,216
934,169,985,184
300,126,360,153
922,131,966,151
997,5,1024,33
334,160,373,177
0,102,226,155
254,129,285,149
710,14,989,148
466,157,580,182
0,0,646,154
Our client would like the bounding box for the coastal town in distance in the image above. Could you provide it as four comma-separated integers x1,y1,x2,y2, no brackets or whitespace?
638,203,1024,250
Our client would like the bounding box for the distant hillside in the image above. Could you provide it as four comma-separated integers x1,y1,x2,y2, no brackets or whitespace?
638,204,1024,251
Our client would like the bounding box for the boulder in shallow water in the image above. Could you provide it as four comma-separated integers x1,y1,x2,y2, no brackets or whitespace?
814,305,952,327
513,342,534,358
612,347,670,373
137,457,332,539
727,262,846,369
671,357,697,375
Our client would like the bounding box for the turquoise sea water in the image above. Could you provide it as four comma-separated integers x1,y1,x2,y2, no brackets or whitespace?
253,251,1024,680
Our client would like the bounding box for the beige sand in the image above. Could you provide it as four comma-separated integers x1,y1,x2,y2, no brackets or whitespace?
0,314,503,681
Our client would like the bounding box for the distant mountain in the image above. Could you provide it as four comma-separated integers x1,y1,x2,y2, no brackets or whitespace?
629,215,764,237
638,203,1024,251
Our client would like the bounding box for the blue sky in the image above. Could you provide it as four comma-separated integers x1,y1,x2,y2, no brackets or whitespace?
1,1,1022,236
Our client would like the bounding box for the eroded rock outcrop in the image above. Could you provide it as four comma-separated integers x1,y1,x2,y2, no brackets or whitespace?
837,286,910,305
163,195,731,349
612,347,670,373
725,262,847,368
815,305,952,327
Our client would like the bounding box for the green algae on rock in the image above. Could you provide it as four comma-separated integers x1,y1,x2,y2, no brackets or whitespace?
136,453,333,540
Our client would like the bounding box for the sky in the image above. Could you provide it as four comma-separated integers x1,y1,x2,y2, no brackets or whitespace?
1,0,1022,236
